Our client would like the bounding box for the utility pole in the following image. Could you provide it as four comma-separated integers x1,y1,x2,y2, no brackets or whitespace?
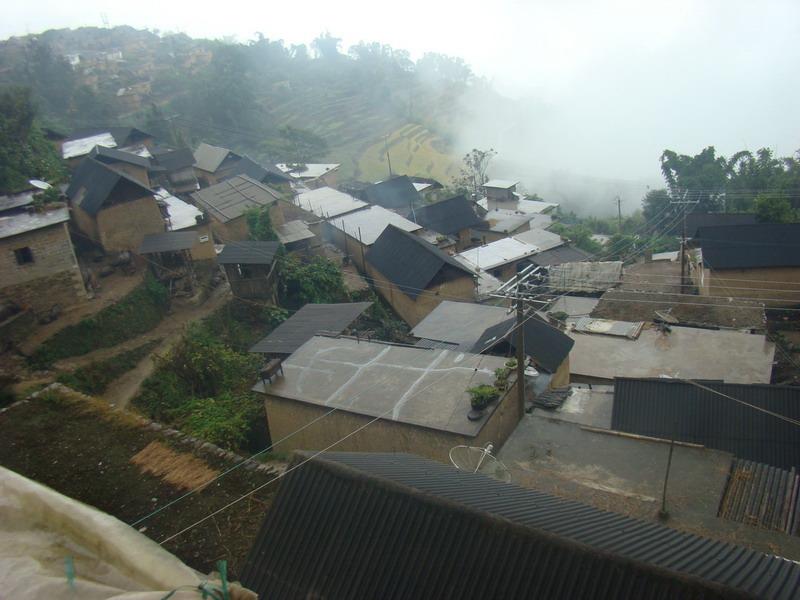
670,192,695,293
615,196,622,231
515,287,526,420
384,135,393,179
658,436,676,520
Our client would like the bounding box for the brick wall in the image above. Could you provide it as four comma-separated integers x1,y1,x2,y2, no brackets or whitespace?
0,222,87,314
96,195,165,251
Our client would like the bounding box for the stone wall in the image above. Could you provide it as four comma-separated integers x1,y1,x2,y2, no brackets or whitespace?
0,222,86,314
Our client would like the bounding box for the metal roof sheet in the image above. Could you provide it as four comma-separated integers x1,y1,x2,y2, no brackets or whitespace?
241,452,800,600
191,175,279,223
329,204,421,245
275,163,340,179
216,240,280,265
157,188,203,231
410,301,510,351
548,260,621,291
0,207,69,239
61,132,117,159
613,378,800,469
252,336,508,436
276,219,314,245
193,142,233,173
573,316,645,339
90,145,151,168
478,208,534,233
366,225,475,299
513,227,564,251
0,191,35,213
249,302,371,354
456,237,539,271
530,244,593,266
293,187,366,219
483,178,518,188
138,231,197,254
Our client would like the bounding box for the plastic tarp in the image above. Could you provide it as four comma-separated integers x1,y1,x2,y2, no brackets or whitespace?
548,261,623,292
0,466,255,600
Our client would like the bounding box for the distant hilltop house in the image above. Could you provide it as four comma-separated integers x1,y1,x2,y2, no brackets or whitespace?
0,192,86,316
190,175,284,242
366,225,477,327
690,223,800,306
252,336,521,463
410,194,485,251
60,127,154,167
275,162,341,189
66,158,164,252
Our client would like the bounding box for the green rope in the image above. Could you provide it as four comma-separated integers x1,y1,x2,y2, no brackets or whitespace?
64,556,75,590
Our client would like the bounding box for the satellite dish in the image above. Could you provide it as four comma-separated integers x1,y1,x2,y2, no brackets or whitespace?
29,179,51,190
449,443,512,483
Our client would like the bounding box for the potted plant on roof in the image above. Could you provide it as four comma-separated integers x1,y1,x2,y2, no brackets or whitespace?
468,384,500,420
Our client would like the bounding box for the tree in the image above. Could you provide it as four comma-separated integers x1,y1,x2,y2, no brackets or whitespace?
277,256,349,309
660,147,728,211
641,188,682,231
311,32,342,60
453,148,496,199
754,194,796,223
245,205,278,241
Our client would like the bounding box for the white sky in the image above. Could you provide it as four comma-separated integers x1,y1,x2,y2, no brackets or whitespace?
3,0,799,206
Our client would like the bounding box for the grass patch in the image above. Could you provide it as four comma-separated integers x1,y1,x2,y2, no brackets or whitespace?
30,277,169,368
56,339,161,396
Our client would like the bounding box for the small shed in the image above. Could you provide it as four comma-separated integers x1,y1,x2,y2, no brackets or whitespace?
217,241,281,300
138,231,198,293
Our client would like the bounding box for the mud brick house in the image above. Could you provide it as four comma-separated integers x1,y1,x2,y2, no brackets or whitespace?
410,194,484,251
0,199,86,316
190,175,284,242
150,147,199,194
366,225,477,327
217,241,281,300
88,145,151,186
192,142,243,187
66,158,164,252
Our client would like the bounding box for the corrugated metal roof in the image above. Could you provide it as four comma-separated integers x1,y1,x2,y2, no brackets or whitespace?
249,302,371,354
410,301,510,351
191,175,279,223
478,208,533,233
0,207,69,239
61,132,117,159
157,188,203,231
613,378,800,469
530,244,594,266
216,240,280,265
276,219,314,245
276,163,340,179
329,204,421,245
366,225,475,299
513,227,564,251
456,237,539,271
719,459,800,535
193,142,235,173
138,231,197,254
241,452,800,600
483,178,518,188
293,186,366,219
90,145,151,168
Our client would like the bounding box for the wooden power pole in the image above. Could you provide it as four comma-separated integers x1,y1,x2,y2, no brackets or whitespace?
515,292,526,420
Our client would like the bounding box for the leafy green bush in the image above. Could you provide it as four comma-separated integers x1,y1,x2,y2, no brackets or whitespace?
56,339,160,395
468,384,500,410
31,278,169,368
175,393,261,449
277,255,349,309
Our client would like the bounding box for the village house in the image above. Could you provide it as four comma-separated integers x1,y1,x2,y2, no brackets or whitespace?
149,147,199,194
525,244,594,267
223,156,292,188
411,300,574,390
217,241,281,300
366,225,477,327
252,336,521,462
690,223,800,306
192,142,243,187
249,301,372,357
409,176,443,200
410,194,484,251
361,175,421,216
155,188,215,261
471,209,535,243
66,158,164,252
190,175,283,242
241,451,800,600
327,204,422,271
275,162,341,189
286,186,367,240
0,198,86,316
137,231,198,292
88,145,151,186
456,236,539,281
275,219,315,253
60,127,154,168
480,179,560,215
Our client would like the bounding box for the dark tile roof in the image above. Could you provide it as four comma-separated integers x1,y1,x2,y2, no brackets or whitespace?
363,175,421,212
674,212,758,237
694,223,800,269
217,241,281,265
138,231,196,254
249,302,372,354
241,452,800,600
191,175,279,223
66,158,154,216
529,244,593,266
89,145,151,168
612,378,800,469
151,147,196,171
471,313,574,373
224,156,291,184
411,194,484,235
366,225,474,299
719,459,800,534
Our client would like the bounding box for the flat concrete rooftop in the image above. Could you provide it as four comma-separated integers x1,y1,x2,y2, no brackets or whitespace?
568,325,775,384
253,336,509,436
